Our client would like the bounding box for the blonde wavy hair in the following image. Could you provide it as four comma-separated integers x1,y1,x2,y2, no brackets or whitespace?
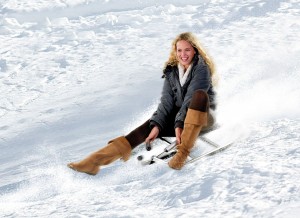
165,32,218,85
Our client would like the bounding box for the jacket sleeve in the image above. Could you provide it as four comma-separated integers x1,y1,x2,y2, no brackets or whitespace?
150,76,174,131
175,64,211,125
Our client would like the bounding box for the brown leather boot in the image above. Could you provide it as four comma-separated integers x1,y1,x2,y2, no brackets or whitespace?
168,109,208,170
67,136,131,175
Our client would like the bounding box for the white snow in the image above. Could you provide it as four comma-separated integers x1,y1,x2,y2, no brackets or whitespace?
0,0,300,217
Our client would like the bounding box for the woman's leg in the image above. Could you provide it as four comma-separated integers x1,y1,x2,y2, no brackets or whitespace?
125,120,152,149
189,89,215,133
67,120,152,175
67,136,132,175
169,90,210,170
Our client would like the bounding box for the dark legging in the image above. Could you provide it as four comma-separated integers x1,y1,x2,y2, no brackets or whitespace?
125,90,210,149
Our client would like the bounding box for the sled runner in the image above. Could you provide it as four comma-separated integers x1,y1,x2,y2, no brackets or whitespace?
137,127,235,166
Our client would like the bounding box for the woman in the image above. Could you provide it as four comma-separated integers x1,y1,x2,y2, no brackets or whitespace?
68,32,217,175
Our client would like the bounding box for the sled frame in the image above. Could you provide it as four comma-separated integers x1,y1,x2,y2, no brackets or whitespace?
139,134,233,166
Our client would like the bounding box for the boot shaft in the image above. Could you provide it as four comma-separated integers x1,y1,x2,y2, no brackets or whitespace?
178,109,208,153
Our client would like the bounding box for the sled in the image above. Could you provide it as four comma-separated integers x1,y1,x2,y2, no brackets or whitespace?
137,126,235,166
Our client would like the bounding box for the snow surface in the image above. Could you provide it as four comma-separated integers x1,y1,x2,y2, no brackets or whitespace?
0,0,300,217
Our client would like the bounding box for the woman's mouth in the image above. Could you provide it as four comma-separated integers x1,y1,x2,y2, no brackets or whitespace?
181,57,188,61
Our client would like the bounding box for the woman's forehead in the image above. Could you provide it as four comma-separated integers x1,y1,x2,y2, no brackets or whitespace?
176,40,193,48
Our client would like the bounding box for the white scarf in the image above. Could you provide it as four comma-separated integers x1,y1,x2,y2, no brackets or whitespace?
178,64,192,86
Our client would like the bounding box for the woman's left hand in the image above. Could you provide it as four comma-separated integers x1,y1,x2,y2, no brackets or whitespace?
175,127,183,144
145,126,160,145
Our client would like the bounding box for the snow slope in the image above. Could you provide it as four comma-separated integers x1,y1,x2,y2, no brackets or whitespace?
0,0,300,217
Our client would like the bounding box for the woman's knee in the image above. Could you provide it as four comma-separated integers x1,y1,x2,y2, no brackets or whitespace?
189,90,209,112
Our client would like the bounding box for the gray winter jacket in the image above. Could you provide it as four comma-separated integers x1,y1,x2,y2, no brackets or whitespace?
150,55,216,131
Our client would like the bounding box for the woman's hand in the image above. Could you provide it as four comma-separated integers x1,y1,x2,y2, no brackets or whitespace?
145,126,160,145
175,127,183,144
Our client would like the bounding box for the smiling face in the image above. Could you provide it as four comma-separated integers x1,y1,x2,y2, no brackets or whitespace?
176,40,196,69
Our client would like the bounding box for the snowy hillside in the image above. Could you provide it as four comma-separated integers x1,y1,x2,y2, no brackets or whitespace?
0,0,300,217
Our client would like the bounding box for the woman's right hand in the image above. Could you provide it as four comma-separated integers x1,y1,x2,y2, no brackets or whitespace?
175,127,183,144
145,126,160,145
